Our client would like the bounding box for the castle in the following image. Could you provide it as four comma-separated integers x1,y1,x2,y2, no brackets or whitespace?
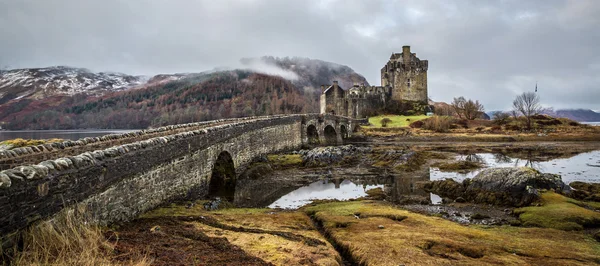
320,46,428,118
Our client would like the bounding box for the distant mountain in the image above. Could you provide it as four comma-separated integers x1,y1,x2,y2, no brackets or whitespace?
487,109,600,122
542,109,600,122
0,57,368,130
0,66,148,105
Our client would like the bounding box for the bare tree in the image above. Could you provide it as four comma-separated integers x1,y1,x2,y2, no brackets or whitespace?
451,97,466,119
463,99,484,120
512,92,541,130
451,96,484,120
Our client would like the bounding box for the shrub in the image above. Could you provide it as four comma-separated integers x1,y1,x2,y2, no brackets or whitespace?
423,116,452,133
505,124,521,131
492,112,511,125
568,121,581,127
491,125,502,131
475,127,485,132
380,118,392,127
409,120,424,128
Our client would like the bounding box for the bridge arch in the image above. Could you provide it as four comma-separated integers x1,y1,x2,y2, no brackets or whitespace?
208,150,236,201
324,125,338,145
307,124,319,144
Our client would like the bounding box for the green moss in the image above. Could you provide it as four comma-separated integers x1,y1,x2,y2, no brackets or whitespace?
305,200,600,265
514,192,600,231
365,187,386,200
266,154,303,168
0,138,64,149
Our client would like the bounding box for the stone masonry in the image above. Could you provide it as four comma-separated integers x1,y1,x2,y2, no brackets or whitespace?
320,46,429,118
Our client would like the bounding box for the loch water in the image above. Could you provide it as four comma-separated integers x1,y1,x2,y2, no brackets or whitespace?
245,150,600,209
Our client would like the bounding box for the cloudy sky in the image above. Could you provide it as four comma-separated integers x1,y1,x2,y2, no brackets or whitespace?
1,0,599,111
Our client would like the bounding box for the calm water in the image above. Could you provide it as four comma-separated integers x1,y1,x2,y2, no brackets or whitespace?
257,150,600,209
430,151,600,184
268,179,384,209
0,129,136,141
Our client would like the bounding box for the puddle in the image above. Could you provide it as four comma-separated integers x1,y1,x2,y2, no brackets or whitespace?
431,150,600,184
268,179,384,209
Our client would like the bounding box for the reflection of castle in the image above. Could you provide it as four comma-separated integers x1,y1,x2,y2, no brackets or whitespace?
320,46,429,118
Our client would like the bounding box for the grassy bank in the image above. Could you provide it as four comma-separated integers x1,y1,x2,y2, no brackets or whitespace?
304,200,600,265
366,115,428,128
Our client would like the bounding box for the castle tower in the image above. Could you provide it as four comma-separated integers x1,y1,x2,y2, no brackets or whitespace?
380,46,428,103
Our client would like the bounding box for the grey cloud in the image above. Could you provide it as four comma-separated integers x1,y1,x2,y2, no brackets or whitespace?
0,0,598,111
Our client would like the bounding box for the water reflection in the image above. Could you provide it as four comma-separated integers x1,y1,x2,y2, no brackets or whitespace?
267,179,385,209
431,150,600,184
235,169,438,209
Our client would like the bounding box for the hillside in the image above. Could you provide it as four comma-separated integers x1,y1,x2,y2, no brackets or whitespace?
543,109,600,122
0,66,147,105
0,57,368,130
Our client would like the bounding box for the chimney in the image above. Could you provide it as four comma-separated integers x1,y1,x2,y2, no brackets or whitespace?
402,45,410,63
333,80,338,87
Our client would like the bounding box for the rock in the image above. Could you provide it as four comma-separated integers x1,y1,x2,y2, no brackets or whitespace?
302,145,370,167
0,173,11,188
471,213,490,220
378,225,385,229
424,167,569,207
204,197,222,211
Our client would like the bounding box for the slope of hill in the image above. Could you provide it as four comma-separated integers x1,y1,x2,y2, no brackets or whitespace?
0,57,368,130
0,66,148,105
543,109,600,122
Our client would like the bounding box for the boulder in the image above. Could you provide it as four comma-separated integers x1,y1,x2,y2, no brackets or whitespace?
301,145,370,167
424,167,569,207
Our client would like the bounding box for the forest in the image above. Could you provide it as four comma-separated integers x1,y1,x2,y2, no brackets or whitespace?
1,70,319,129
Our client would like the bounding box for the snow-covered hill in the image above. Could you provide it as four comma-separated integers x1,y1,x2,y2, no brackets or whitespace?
0,66,148,104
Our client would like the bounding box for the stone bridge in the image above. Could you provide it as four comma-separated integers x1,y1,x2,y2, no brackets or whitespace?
0,114,365,243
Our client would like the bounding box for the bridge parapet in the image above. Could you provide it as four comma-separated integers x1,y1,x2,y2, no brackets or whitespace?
0,114,360,247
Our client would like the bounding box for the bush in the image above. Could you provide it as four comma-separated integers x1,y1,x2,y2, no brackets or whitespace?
456,119,469,129
380,118,392,127
423,116,452,133
492,112,511,125
409,120,424,128
475,127,485,132
491,125,502,131
568,121,581,127
505,124,521,131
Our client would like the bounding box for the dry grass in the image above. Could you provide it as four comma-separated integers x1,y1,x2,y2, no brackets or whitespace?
143,202,341,266
6,208,150,266
303,200,600,265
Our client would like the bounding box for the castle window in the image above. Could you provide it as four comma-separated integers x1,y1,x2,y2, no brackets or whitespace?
406,78,411,87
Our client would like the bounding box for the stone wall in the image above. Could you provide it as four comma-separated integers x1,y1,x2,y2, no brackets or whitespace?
0,114,356,245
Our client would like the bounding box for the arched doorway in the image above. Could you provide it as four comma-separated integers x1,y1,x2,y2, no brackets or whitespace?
208,151,236,201
340,125,348,139
307,125,319,144
324,125,337,145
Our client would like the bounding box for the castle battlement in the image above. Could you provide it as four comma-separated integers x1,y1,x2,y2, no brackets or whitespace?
321,46,428,118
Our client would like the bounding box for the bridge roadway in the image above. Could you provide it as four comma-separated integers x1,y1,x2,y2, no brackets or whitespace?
0,114,363,244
